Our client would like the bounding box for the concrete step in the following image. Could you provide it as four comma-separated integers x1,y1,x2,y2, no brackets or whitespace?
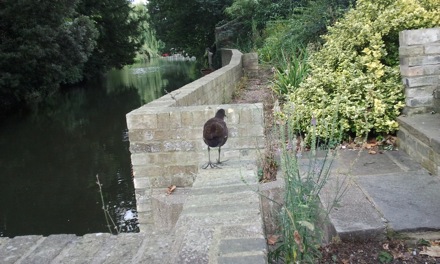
168,162,267,264
0,231,173,264
320,149,440,241
397,113,440,175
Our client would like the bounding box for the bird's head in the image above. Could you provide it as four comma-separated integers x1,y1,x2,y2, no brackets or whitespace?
215,109,226,119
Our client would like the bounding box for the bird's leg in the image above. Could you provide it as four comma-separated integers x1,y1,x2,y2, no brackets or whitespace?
202,147,220,169
216,147,229,165
217,147,221,163
202,147,211,169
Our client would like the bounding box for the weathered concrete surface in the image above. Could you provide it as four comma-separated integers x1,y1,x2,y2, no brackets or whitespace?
259,178,284,235
169,161,267,264
322,149,440,242
397,113,440,175
2,100,440,263
0,232,173,264
2,149,440,262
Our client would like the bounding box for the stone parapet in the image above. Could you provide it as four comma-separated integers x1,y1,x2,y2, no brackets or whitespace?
126,49,265,235
127,104,264,190
399,28,440,115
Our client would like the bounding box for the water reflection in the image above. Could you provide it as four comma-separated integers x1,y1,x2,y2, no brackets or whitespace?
0,58,200,237
106,58,199,104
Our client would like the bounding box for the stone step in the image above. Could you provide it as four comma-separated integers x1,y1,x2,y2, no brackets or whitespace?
0,231,173,264
168,162,267,264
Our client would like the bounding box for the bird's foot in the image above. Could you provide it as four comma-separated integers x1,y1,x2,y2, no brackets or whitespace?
202,161,222,169
216,158,229,165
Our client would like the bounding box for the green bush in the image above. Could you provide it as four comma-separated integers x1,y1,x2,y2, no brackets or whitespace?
258,0,353,65
272,47,310,96
283,0,440,140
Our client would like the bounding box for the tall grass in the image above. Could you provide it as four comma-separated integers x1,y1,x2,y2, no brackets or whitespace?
96,174,121,235
269,112,347,263
272,47,310,96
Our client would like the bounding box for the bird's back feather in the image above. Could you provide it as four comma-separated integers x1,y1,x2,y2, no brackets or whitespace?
203,111,228,148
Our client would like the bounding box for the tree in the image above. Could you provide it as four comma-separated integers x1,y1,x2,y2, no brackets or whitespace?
132,3,163,60
77,0,146,77
0,0,98,114
147,0,232,58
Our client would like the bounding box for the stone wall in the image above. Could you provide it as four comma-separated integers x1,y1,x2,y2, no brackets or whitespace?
399,28,440,115
398,28,440,176
126,49,265,230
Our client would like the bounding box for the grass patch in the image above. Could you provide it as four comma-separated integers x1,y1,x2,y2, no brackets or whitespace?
268,113,348,263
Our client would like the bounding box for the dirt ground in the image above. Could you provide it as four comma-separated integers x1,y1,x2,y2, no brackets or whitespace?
231,67,440,263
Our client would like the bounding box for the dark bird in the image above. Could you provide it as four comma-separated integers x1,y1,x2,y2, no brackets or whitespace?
202,109,228,169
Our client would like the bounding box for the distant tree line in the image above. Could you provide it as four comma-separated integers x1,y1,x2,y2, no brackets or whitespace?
1,0,353,117
0,0,149,116
146,0,352,58
147,0,233,58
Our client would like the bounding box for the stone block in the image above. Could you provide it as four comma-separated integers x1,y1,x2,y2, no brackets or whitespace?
169,111,181,128
423,64,440,75
400,65,423,77
151,188,190,230
92,234,146,264
0,236,44,264
126,112,158,130
218,238,267,254
243,53,259,78
167,164,198,177
239,107,254,124
21,235,78,264
172,151,201,164
134,164,167,178
56,234,111,264
260,178,284,235
320,176,386,242
137,211,153,225
422,55,440,65
151,129,172,141
405,75,439,88
149,175,173,188
239,125,264,137
425,44,440,54
133,177,150,189
220,224,265,239
218,254,267,264
170,173,196,187
135,194,151,213
227,137,265,149
155,153,179,164
399,46,424,57
226,108,240,124
405,86,436,98
163,140,196,152
129,142,162,153
400,28,440,46
130,153,148,166
405,96,433,107
157,112,170,129
192,110,207,125
180,110,193,127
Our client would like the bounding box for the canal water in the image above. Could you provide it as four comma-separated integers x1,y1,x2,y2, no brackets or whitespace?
0,58,201,237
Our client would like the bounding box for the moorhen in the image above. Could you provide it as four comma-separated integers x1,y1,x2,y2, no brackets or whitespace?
202,109,228,169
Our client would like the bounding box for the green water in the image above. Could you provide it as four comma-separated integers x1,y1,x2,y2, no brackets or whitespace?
0,58,201,237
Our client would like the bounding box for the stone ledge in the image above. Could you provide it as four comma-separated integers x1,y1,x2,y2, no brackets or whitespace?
397,113,440,175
